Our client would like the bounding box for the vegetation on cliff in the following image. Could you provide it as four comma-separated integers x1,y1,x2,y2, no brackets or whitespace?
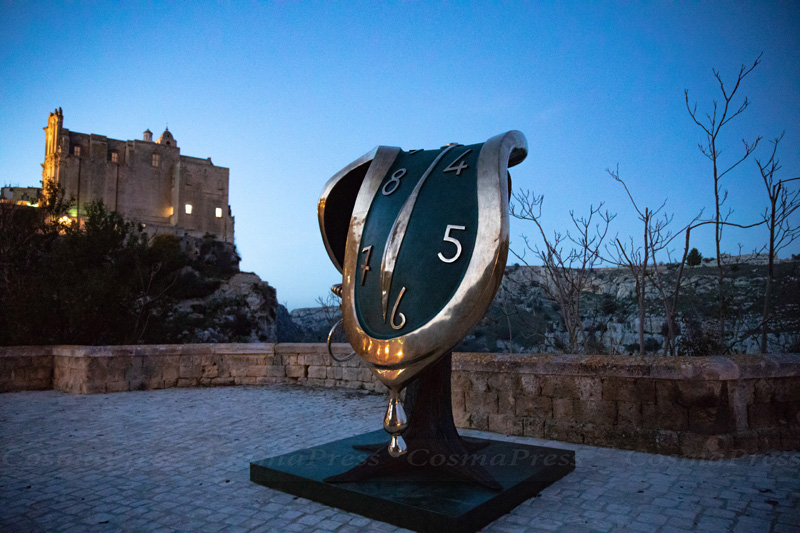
0,184,277,345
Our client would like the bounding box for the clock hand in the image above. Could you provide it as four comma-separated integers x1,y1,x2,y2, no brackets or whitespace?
380,144,458,321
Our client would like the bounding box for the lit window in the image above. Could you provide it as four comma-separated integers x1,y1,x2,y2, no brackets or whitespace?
215,207,222,218
111,151,118,163
73,146,81,157
152,153,160,167
185,203,192,214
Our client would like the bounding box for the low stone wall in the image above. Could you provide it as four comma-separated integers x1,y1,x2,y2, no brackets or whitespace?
0,346,53,392
1,344,377,395
451,353,800,458
1,344,798,458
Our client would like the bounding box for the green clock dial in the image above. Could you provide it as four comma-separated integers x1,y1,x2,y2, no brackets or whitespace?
354,143,480,339
318,130,526,390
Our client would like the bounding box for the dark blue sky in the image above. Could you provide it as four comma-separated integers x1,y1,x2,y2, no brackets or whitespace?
2,2,798,309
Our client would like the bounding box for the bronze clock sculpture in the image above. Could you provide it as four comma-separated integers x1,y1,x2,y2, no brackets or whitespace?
319,130,526,460
252,131,574,529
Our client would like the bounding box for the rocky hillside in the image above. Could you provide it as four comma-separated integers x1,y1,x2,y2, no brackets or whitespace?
147,236,279,344
278,303,341,343
462,260,799,354
283,260,800,355
168,270,278,343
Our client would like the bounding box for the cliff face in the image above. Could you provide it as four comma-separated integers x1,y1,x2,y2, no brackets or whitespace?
133,235,279,344
458,260,800,355
283,260,800,355
169,271,278,343
279,306,341,343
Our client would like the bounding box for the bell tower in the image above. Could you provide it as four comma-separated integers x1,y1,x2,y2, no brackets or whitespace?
41,108,64,190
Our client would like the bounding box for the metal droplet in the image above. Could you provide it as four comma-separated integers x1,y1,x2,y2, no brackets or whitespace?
383,393,408,434
388,435,407,457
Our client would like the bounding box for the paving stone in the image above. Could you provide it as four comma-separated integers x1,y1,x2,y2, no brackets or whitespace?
297,513,325,526
696,516,735,530
667,515,698,530
704,506,737,519
664,507,698,520
635,511,669,525
626,520,660,532
660,526,692,533
0,386,798,532
733,515,773,532
317,518,346,530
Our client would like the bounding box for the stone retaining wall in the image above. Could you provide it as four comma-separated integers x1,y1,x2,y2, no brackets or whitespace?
1,344,798,458
0,344,376,395
451,353,800,458
47,344,375,394
0,346,53,392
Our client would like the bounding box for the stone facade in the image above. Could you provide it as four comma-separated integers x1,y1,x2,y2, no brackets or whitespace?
0,186,41,206
41,108,234,242
1,345,798,458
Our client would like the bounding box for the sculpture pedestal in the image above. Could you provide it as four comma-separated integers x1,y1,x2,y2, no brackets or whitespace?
324,353,504,490
250,430,574,532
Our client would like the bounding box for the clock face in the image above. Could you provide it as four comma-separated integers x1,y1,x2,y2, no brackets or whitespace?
318,131,527,390
354,144,481,339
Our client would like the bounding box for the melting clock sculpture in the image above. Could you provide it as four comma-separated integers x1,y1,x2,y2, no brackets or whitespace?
318,131,527,488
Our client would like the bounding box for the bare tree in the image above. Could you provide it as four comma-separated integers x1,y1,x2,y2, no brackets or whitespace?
493,281,517,353
511,190,614,353
662,216,766,355
316,291,342,330
756,133,800,352
606,166,674,355
685,54,763,343
655,212,706,356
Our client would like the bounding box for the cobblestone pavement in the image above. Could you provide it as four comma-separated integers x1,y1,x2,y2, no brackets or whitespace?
1,386,798,532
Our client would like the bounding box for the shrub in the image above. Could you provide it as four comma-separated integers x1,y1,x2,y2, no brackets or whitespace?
686,248,703,266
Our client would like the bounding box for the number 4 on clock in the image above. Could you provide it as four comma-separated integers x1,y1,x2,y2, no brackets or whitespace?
443,149,472,176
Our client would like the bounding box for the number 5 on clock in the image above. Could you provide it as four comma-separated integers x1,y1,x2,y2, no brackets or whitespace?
438,225,466,263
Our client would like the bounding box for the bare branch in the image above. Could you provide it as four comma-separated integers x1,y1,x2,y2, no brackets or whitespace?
717,136,762,180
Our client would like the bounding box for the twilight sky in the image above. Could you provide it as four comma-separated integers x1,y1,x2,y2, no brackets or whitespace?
1,2,798,310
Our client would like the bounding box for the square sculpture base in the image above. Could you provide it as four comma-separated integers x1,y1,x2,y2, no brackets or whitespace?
250,430,575,532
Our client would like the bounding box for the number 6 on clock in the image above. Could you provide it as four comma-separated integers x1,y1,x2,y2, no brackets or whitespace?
437,225,466,263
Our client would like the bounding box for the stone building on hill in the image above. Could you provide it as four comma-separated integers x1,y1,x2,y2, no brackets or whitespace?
0,186,40,206
41,108,234,242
